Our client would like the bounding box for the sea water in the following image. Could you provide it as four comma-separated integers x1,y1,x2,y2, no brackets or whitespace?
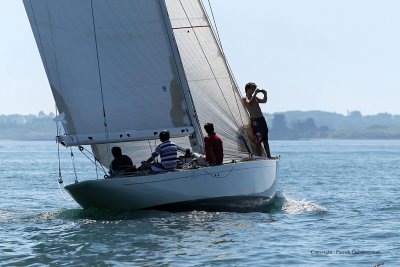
0,140,399,266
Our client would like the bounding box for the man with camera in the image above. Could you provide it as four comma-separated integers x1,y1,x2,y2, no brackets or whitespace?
242,82,274,159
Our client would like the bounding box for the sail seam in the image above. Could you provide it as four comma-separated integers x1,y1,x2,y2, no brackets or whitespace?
172,25,210,30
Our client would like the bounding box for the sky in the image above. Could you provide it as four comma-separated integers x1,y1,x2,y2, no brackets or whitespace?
0,0,399,116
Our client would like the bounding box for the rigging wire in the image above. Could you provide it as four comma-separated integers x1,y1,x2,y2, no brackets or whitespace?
70,147,79,183
57,180,71,201
95,158,99,180
55,107,63,184
78,146,108,175
206,0,223,51
90,0,112,167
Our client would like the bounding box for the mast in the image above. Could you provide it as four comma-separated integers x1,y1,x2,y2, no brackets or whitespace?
158,0,204,154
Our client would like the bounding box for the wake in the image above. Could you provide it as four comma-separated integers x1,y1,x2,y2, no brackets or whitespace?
267,191,327,214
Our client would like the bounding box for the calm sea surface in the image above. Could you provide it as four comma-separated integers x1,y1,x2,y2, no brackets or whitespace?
0,140,399,266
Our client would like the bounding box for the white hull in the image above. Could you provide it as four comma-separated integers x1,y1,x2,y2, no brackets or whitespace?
65,159,279,212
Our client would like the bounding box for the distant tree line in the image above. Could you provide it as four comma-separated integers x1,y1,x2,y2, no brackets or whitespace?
1,111,400,140
266,111,400,140
0,111,56,140
269,114,326,139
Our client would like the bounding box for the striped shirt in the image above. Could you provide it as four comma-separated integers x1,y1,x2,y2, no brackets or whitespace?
151,140,177,170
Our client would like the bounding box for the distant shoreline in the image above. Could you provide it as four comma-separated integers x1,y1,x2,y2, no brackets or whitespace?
1,111,400,141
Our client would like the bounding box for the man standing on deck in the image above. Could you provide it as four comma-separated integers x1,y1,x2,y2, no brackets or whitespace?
242,82,274,159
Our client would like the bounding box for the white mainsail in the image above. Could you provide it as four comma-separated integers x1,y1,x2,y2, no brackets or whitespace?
24,0,257,168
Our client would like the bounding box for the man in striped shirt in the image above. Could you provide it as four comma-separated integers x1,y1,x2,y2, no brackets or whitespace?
140,130,178,172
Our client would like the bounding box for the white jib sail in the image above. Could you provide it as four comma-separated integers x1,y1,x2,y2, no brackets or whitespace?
23,0,195,146
165,0,256,161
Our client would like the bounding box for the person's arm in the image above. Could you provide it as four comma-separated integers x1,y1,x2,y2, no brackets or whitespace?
142,149,158,164
256,89,268,103
139,156,154,171
242,89,260,106
145,157,153,164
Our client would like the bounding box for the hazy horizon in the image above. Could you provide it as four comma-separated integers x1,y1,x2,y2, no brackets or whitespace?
1,109,399,117
1,1,399,116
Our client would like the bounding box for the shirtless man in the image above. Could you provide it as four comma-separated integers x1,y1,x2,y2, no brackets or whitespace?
242,82,274,158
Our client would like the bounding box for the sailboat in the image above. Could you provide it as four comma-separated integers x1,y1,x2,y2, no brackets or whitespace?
23,0,279,211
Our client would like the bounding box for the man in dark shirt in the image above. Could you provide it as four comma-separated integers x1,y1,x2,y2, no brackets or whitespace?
109,146,134,175
203,123,223,165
